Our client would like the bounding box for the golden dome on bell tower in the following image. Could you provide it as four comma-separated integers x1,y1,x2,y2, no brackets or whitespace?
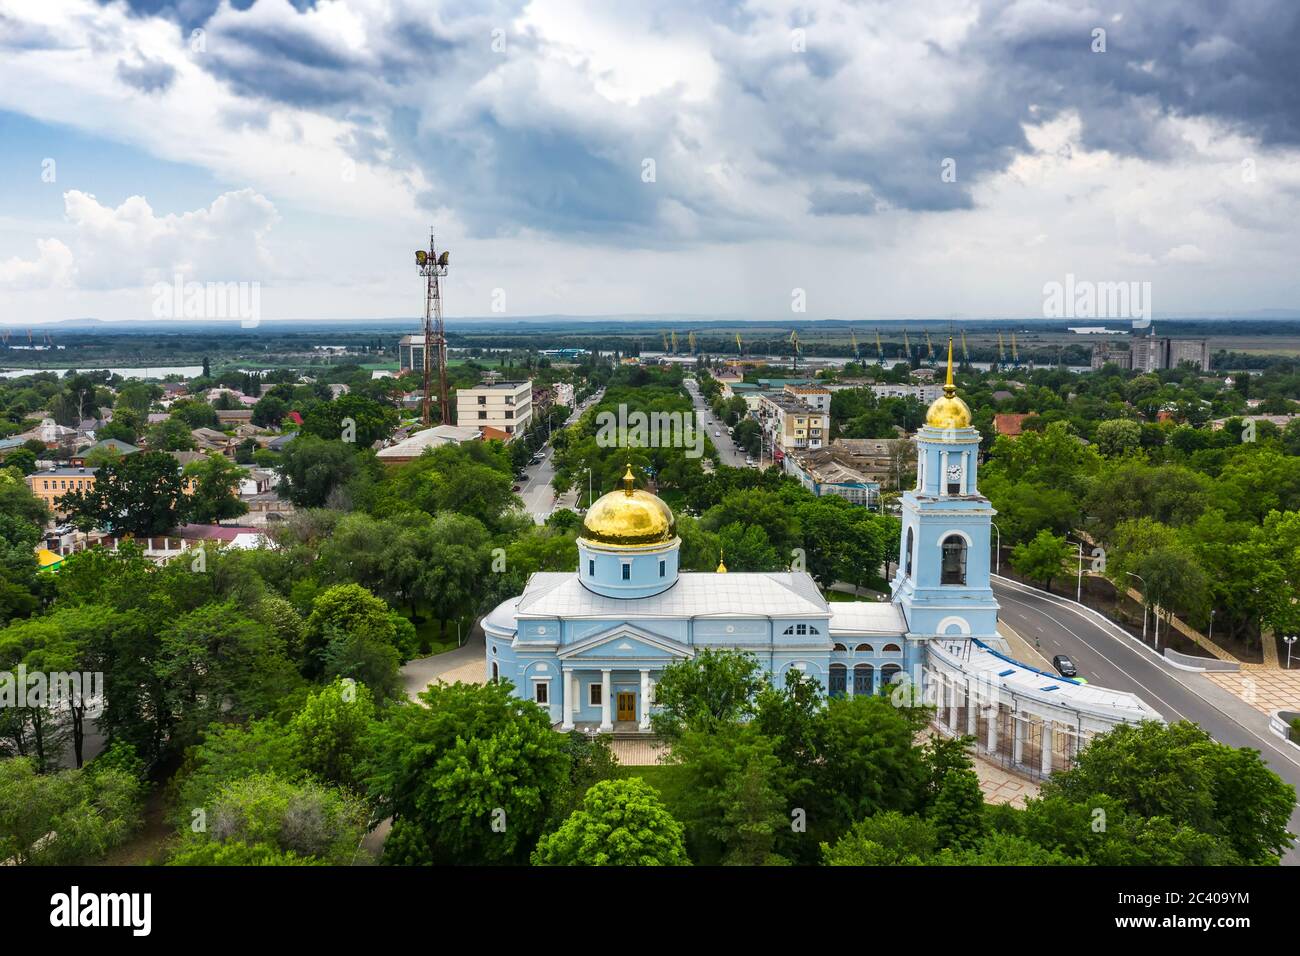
925,336,972,429
580,464,676,548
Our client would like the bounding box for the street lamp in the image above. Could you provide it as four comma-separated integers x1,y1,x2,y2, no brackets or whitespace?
1285,634,1297,670
1125,571,1148,645
1066,536,1085,603
1208,608,1215,643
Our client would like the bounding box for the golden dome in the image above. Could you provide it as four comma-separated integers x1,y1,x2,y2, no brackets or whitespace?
925,337,972,429
581,465,676,548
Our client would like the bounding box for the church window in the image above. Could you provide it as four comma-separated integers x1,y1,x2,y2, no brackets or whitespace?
533,681,549,705
659,560,665,577
854,664,874,695
882,643,902,653
588,559,595,576
855,643,874,653
809,626,820,635
832,643,847,652
829,664,847,697
491,662,499,682
622,563,631,580
590,683,602,707
940,535,967,585
905,528,914,576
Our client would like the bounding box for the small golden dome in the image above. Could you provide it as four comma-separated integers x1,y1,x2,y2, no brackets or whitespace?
716,551,728,573
581,465,676,547
925,336,972,429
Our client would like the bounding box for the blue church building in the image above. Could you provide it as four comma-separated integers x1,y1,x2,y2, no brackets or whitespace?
483,342,1001,730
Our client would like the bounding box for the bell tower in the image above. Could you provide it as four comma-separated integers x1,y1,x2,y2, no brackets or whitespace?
890,338,1000,645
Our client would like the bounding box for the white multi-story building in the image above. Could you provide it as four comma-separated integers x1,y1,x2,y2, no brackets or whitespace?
757,393,829,453
456,380,533,439
782,384,832,413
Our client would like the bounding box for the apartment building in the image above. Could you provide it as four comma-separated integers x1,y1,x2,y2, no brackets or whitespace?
757,393,829,453
455,380,533,439
782,383,832,413
27,466,98,514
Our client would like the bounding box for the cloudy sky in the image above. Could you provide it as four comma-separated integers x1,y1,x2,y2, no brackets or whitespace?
1,0,1298,323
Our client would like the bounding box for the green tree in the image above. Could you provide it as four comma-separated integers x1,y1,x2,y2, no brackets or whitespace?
821,811,937,865
301,394,398,448
287,678,378,791
650,648,766,739
1010,529,1073,592
364,680,570,864
0,758,142,865
177,772,368,865
1042,721,1295,864
59,450,189,534
277,436,373,509
1094,418,1143,457
184,454,249,524
928,768,985,850
532,778,690,866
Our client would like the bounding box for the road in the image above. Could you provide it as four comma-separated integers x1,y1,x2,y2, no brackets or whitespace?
684,376,749,468
515,392,601,522
993,575,1300,864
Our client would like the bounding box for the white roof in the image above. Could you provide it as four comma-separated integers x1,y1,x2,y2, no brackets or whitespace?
931,639,1162,723
829,601,909,635
377,424,480,458
515,571,829,620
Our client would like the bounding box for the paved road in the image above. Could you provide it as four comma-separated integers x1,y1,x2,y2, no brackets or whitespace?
992,575,1300,864
684,377,749,467
516,393,601,521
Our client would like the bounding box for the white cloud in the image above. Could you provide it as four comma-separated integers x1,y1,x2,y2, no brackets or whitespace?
0,188,281,291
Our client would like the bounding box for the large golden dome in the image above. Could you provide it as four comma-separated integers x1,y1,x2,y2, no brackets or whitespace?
581,465,676,547
925,337,972,429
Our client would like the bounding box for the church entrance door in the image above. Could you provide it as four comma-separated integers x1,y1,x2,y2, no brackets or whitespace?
616,692,636,722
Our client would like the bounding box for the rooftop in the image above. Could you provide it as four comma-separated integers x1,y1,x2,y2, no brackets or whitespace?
513,571,830,621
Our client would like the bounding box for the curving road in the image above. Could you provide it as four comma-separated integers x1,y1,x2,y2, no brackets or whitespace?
992,575,1300,864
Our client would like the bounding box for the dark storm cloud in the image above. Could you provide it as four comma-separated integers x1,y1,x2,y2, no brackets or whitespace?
90,0,1300,238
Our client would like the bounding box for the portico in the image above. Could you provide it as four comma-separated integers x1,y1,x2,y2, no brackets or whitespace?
554,624,690,732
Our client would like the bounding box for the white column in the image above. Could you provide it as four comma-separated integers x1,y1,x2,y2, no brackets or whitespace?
939,450,948,495
966,680,978,735
947,679,959,732
638,669,651,731
561,670,575,730
845,665,855,698
1013,713,1025,764
987,705,998,751
599,669,612,731
961,451,971,495
1041,720,1053,775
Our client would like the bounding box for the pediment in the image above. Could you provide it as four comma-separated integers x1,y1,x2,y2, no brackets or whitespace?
556,623,694,660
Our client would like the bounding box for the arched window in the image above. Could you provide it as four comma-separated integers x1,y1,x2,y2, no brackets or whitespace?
832,643,848,652
881,663,902,685
855,643,874,653
905,527,914,576
882,643,902,654
491,662,499,683
829,663,847,698
940,535,967,585
853,664,874,696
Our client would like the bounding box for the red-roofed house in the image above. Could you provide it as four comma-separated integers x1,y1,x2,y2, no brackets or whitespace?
993,413,1033,437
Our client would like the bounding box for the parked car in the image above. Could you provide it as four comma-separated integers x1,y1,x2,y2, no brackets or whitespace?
512,484,522,492
1051,655,1078,678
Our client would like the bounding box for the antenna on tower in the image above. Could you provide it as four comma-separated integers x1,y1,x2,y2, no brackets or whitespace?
414,231,451,426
